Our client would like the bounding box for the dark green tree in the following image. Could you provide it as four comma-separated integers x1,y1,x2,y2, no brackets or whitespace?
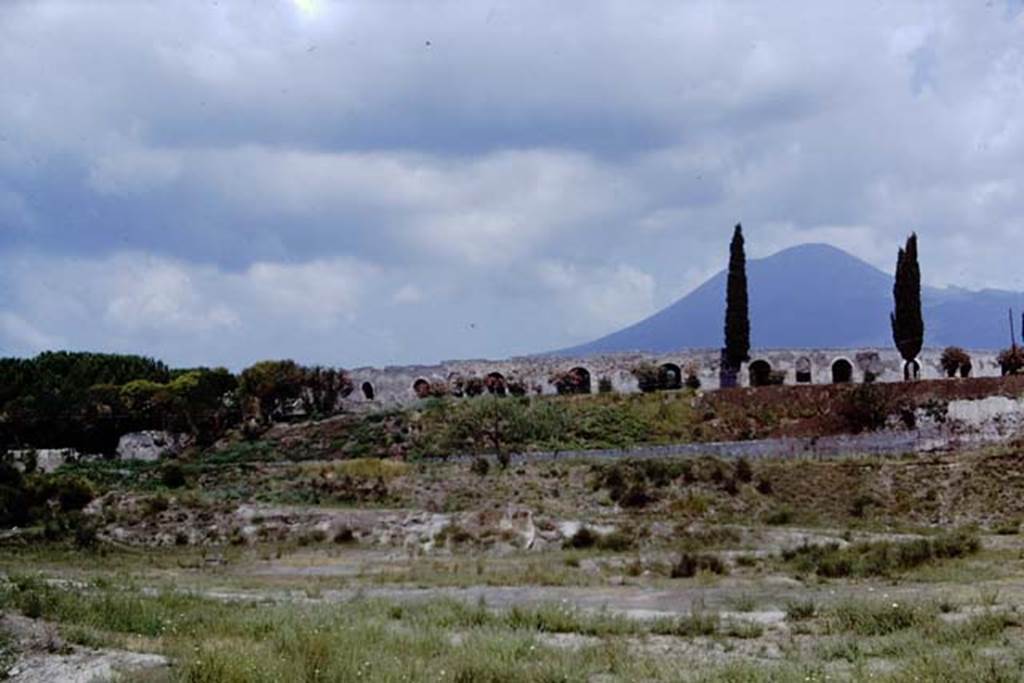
723,223,750,371
890,233,924,379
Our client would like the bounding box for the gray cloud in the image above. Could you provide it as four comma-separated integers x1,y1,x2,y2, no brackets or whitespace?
1,0,1023,366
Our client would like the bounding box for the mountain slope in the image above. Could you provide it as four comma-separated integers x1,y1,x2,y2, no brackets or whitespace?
558,244,1023,355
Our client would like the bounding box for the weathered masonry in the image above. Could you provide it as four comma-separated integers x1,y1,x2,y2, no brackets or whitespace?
347,348,1003,407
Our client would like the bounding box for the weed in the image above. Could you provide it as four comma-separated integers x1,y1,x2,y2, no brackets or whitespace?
785,599,817,621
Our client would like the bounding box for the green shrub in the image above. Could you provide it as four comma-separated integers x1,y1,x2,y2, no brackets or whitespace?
595,530,634,552
785,599,817,621
142,494,170,516
470,457,490,477
734,458,753,483
564,526,597,550
840,384,893,433
619,484,653,508
782,530,980,578
54,476,97,512
671,552,727,578
828,600,936,636
765,506,793,525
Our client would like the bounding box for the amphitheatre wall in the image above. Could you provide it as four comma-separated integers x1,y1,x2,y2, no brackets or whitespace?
347,348,1003,407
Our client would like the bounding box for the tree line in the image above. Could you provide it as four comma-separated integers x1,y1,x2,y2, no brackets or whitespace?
0,353,356,452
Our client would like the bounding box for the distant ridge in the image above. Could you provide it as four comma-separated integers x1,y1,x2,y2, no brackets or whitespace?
555,244,1024,355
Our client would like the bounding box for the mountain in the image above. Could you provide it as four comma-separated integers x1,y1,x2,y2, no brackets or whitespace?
558,243,1024,355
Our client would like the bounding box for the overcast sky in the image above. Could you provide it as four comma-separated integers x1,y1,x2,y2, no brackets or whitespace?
1,0,1023,369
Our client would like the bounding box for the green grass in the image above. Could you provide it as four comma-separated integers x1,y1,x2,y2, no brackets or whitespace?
2,573,1023,682
0,625,16,678
0,578,762,682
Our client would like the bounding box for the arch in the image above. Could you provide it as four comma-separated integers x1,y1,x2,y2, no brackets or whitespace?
361,381,375,400
903,359,921,381
748,360,773,387
795,357,813,384
413,378,431,399
831,358,854,384
658,363,682,390
555,366,592,395
485,371,507,396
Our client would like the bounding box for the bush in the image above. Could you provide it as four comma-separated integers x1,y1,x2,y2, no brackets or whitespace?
734,458,753,483
72,516,100,550
849,493,877,518
671,552,727,578
765,507,793,525
782,530,980,578
142,494,170,516
998,347,1024,376
619,484,653,508
160,463,187,489
470,457,490,477
54,476,96,512
940,347,972,378
785,599,817,621
595,530,634,552
840,384,893,433
564,526,597,549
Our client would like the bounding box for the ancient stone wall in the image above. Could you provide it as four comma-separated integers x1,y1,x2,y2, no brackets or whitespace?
346,348,1003,407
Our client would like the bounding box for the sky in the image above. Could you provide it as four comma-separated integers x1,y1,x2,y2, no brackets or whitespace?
1,0,1023,369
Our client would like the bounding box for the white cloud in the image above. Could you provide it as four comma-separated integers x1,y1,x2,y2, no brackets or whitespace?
536,260,656,338
88,145,183,195
2,1,1024,364
392,284,423,305
0,312,63,352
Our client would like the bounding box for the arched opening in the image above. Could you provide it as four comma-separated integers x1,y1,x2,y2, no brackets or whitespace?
361,381,375,400
658,363,682,390
903,359,921,381
464,376,484,397
555,367,592,395
413,378,431,399
795,357,812,384
749,360,773,387
831,359,853,384
485,372,507,396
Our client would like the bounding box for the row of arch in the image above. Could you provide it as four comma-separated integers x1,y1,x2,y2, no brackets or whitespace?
748,357,857,386
409,367,597,400
360,356,901,403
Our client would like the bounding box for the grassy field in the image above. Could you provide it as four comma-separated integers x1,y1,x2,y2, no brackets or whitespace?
2,541,1024,682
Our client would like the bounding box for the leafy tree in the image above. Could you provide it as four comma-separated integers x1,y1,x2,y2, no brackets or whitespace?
442,396,529,469
891,234,924,379
238,360,306,421
723,223,750,372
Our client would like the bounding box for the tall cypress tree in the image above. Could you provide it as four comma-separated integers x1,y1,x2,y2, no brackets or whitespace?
723,223,750,370
890,233,924,377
